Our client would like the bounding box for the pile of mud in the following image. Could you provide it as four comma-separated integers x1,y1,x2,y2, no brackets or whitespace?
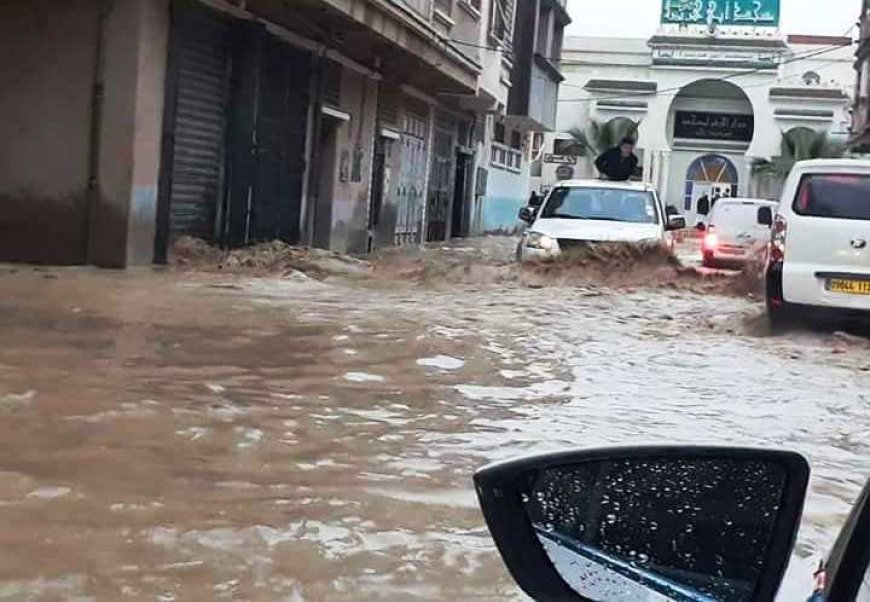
170,237,371,279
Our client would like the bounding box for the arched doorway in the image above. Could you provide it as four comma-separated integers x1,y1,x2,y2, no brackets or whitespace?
666,79,754,221
683,154,739,216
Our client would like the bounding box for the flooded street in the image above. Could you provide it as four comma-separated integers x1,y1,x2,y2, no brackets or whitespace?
0,245,868,600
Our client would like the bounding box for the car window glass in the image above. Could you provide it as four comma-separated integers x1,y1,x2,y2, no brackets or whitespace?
541,187,659,224
711,203,766,228
793,175,870,220
525,458,788,602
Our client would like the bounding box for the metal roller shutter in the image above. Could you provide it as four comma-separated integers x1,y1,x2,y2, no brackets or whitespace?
167,2,231,241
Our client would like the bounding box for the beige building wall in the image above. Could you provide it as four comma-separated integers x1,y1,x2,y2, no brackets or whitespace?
0,0,97,264
93,0,168,267
329,68,379,254
0,0,169,267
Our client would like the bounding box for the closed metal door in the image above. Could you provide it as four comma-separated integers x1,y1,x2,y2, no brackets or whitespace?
395,113,428,246
163,0,231,242
248,36,310,243
426,127,456,242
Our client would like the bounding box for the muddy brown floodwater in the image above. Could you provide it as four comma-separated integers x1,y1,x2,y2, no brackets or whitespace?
0,244,868,600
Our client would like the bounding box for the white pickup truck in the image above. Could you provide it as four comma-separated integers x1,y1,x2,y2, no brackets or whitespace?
517,180,685,262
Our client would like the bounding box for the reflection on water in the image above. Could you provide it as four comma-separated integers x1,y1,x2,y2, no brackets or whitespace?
0,268,866,599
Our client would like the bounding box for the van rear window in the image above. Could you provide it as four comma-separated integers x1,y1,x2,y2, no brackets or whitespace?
711,203,765,227
793,174,870,220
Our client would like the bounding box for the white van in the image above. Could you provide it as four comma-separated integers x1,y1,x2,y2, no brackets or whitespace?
517,180,685,262
764,159,870,324
701,198,778,267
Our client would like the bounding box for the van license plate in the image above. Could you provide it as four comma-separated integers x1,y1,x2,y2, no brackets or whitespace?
828,278,870,295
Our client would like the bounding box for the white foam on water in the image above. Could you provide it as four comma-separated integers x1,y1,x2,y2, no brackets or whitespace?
342,372,385,383
416,355,465,371
27,487,72,500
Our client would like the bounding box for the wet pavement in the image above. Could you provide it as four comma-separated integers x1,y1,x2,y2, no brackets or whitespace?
0,243,868,600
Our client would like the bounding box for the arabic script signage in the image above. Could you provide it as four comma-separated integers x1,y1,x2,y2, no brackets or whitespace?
652,47,779,68
544,154,577,165
674,111,754,142
661,0,780,27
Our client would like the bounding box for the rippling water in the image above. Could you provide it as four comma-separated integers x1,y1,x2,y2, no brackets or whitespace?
0,267,866,600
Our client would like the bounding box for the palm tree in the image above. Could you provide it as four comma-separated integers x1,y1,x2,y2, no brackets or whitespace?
561,117,641,157
754,127,845,178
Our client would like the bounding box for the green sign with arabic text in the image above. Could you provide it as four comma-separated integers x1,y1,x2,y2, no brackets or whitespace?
662,0,780,27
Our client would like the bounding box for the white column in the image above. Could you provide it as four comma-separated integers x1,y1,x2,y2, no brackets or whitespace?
741,159,753,197
642,148,653,185
659,150,672,207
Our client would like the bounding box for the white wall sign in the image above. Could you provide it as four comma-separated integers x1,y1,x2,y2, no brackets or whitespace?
544,154,578,165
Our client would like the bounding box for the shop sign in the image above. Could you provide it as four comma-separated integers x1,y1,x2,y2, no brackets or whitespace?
674,111,754,142
544,154,577,165
661,0,780,27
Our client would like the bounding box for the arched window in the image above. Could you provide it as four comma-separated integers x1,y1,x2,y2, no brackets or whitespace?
802,71,821,86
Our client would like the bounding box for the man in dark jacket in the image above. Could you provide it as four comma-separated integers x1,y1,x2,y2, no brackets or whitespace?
595,137,639,182
697,193,710,217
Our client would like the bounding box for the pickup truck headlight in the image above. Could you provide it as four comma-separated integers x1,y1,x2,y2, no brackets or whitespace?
526,232,555,250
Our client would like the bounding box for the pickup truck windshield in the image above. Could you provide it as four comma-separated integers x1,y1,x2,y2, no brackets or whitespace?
541,187,659,224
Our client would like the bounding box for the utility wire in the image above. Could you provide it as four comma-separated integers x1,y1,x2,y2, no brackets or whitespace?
445,24,856,65
555,39,853,90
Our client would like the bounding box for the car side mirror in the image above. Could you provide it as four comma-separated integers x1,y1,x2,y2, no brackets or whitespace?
475,446,809,602
758,207,774,227
518,207,535,223
666,215,686,231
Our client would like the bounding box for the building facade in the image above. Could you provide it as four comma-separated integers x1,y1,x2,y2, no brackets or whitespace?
0,0,568,266
852,0,870,148
536,22,854,225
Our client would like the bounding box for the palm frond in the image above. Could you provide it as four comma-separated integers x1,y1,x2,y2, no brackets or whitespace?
565,118,642,158
764,128,845,179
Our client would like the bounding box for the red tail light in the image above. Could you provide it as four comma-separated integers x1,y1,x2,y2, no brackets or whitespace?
703,232,719,250
770,214,787,263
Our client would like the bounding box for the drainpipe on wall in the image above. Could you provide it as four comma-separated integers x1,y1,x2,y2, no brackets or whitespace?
85,0,112,264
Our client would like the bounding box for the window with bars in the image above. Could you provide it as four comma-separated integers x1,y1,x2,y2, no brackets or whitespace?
491,143,522,172
494,122,506,144
489,0,515,46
